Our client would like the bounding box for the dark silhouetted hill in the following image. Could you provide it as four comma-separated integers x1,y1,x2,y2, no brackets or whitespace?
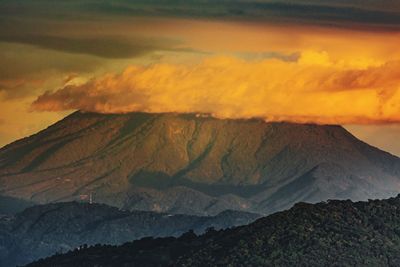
0,201,259,266
27,195,400,267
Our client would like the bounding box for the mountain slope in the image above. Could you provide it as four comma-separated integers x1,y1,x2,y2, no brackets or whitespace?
0,195,34,215
0,201,259,266
27,195,400,267
1,111,400,215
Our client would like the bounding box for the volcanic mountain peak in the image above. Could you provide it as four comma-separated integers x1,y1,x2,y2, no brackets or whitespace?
0,111,399,215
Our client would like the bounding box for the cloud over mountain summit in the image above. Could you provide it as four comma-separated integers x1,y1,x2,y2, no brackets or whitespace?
33,53,400,125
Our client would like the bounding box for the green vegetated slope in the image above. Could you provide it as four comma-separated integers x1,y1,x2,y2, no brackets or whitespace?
27,195,400,267
1,111,400,216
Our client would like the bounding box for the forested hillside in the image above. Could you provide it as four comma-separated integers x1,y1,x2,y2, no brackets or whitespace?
27,195,400,267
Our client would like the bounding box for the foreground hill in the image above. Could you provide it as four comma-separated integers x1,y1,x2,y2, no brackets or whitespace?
28,195,400,267
1,111,400,215
0,202,259,267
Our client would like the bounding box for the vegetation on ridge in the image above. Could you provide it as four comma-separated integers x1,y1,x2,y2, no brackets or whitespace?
27,194,400,267
0,201,259,266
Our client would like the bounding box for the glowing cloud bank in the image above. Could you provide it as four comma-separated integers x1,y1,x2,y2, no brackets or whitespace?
32,52,400,125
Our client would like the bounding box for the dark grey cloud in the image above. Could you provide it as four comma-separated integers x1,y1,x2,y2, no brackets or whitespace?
2,1,400,30
92,1,400,30
0,4,204,59
0,16,198,59
0,33,182,59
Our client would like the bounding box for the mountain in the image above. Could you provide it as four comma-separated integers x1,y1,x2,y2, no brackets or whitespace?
0,201,259,267
1,111,400,215
0,195,34,215
27,195,400,267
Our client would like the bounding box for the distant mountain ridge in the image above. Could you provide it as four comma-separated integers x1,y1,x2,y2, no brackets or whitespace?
0,201,259,266
0,111,400,215
26,195,400,267
0,195,34,215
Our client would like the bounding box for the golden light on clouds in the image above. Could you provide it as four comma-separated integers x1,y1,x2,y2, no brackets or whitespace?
32,51,400,125
1,14,400,155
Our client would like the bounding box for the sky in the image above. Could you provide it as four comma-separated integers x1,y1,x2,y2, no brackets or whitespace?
0,0,400,156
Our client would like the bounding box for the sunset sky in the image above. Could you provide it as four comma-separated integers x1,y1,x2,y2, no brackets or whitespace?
1,0,400,155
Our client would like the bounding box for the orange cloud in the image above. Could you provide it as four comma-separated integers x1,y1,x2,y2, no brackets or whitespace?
32,52,400,125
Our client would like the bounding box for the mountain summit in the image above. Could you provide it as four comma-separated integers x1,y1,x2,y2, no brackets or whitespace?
1,111,399,215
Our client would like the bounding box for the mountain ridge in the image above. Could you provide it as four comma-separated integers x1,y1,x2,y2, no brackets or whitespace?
0,201,259,266
26,194,400,267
